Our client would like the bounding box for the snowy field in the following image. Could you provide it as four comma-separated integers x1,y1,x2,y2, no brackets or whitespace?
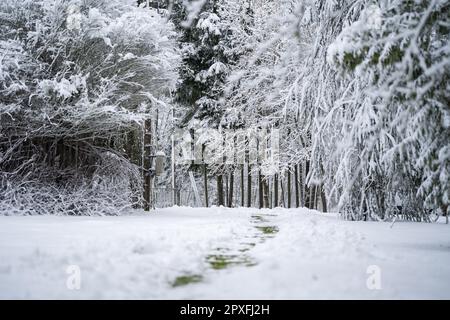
0,207,449,299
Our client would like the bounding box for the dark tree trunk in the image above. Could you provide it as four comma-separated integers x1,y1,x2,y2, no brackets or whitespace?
320,186,327,212
258,170,263,209
280,176,286,207
274,174,279,208
263,177,270,208
309,185,317,210
228,170,234,207
224,174,229,207
298,163,304,207
294,164,300,208
287,168,291,208
143,119,152,211
304,160,311,209
245,135,252,207
217,174,224,206
247,165,252,207
203,163,209,207
240,165,245,207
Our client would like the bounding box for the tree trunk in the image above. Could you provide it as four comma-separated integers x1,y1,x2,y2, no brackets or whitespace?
309,184,317,210
245,135,252,208
258,170,263,209
247,165,252,207
294,164,300,208
280,176,286,207
224,174,229,207
240,165,245,207
287,169,291,208
320,185,327,212
298,163,304,207
143,119,152,211
304,160,311,209
203,163,209,207
263,177,270,208
228,170,234,207
217,174,224,206
274,174,279,208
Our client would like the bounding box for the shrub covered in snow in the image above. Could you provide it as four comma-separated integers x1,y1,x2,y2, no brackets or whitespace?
0,0,179,215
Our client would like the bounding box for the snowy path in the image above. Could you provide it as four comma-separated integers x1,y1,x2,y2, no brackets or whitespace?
0,207,449,299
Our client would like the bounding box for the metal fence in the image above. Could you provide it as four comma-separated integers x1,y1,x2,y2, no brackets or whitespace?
153,187,198,208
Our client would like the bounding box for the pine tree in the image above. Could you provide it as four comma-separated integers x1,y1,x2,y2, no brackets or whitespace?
174,0,230,127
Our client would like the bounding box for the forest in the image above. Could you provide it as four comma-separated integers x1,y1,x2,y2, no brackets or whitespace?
0,0,448,221
1,0,450,301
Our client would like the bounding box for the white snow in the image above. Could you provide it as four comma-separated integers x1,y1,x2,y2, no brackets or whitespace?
0,207,449,299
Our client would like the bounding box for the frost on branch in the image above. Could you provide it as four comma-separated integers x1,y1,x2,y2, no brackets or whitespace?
326,0,449,219
0,0,180,215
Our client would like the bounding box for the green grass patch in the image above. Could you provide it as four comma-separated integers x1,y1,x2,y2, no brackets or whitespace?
206,254,256,270
255,225,279,234
171,274,203,287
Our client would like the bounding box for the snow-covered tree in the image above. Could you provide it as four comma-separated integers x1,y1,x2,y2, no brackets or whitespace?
169,0,254,206
327,0,449,220
0,0,179,215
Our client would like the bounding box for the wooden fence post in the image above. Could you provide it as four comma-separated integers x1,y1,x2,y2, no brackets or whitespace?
274,173,279,208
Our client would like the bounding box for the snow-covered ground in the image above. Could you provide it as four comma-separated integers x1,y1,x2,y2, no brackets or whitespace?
0,207,449,299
